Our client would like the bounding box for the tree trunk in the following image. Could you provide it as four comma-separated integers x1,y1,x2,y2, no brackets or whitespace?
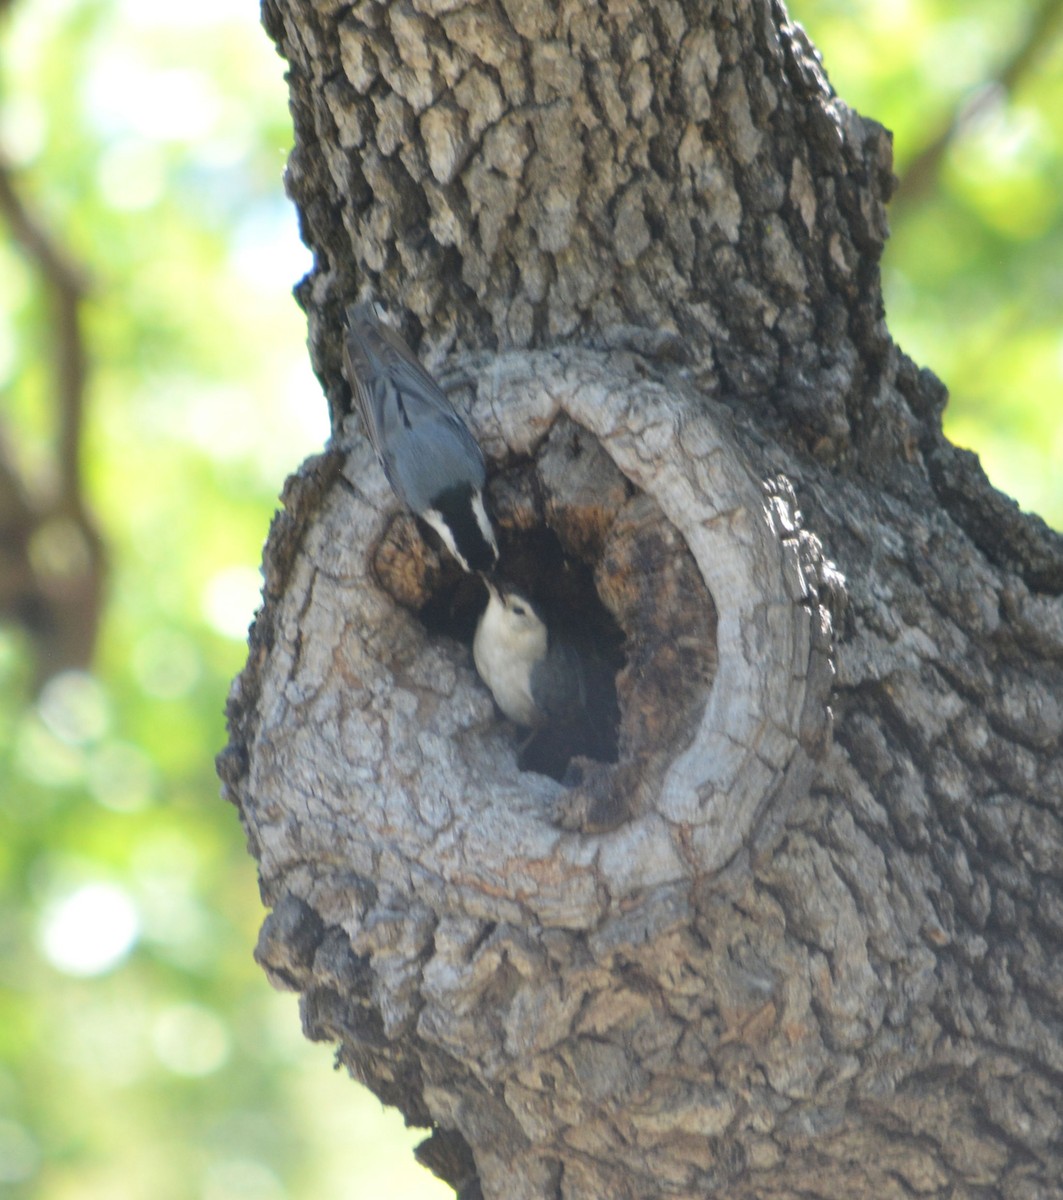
219,1,1063,1196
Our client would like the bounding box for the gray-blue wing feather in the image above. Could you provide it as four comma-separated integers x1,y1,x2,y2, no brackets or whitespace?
531,639,587,724
344,304,485,513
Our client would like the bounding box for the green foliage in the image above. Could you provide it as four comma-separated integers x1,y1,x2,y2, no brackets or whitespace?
0,0,1058,1197
794,0,1063,526
0,0,447,1196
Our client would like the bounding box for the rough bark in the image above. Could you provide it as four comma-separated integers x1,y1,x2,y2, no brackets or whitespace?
219,0,1063,1197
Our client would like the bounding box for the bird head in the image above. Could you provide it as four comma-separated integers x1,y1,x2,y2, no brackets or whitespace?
481,579,548,660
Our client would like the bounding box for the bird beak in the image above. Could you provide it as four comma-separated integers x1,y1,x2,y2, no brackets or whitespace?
479,566,504,597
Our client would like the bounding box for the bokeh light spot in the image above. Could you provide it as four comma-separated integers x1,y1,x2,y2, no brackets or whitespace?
202,1158,286,1200
86,53,221,142
39,882,139,976
132,629,203,699
152,1004,231,1076
0,93,45,164
97,137,167,211
16,718,85,787
27,516,96,580
202,566,261,640
88,741,156,812
37,671,110,745
55,996,149,1086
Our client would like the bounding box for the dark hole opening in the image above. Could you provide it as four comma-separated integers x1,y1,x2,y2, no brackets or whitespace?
419,525,624,783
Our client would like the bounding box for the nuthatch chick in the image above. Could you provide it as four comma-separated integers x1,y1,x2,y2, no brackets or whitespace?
343,302,499,574
473,580,586,729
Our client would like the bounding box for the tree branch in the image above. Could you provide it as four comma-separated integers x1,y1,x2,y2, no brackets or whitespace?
0,155,91,515
0,151,104,682
894,0,1063,208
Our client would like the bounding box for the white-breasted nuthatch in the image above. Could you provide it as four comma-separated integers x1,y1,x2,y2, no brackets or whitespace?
473,580,586,730
343,302,499,574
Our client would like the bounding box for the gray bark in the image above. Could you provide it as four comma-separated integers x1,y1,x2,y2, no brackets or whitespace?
218,0,1063,1196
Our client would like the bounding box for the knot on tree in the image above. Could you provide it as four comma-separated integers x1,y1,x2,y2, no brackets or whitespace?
221,346,839,1197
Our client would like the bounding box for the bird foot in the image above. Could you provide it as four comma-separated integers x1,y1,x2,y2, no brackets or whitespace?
549,761,631,833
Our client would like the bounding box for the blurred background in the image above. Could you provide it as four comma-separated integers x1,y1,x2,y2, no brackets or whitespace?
0,0,1059,1196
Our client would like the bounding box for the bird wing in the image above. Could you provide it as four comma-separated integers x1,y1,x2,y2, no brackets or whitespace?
531,638,587,724
343,304,485,500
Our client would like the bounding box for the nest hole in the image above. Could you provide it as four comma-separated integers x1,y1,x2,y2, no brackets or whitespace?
372,416,717,798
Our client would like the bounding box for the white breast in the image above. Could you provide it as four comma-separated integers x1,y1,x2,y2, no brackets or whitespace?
473,607,544,727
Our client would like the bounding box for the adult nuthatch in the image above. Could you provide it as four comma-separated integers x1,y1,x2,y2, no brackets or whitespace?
473,580,586,730
343,302,499,574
